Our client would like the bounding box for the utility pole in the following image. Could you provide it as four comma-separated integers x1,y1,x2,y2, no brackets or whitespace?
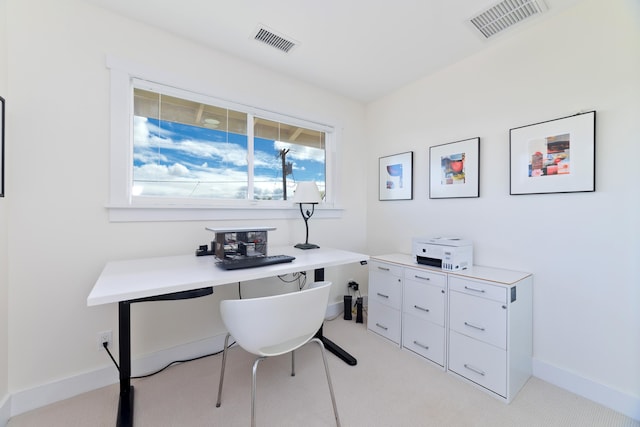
279,148,292,199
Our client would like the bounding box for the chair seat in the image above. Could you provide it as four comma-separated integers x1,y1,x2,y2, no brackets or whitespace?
215,281,340,427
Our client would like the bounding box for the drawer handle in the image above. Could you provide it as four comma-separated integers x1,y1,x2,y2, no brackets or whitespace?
414,275,430,281
377,266,390,271
414,305,430,313
413,341,429,350
376,292,390,299
375,323,388,331
464,321,485,331
464,364,486,376
464,285,486,293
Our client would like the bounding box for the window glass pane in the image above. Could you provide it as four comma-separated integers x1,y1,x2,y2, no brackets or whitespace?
132,88,248,199
254,117,326,201
131,85,327,203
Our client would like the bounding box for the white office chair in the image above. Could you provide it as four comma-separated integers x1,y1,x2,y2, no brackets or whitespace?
215,281,340,427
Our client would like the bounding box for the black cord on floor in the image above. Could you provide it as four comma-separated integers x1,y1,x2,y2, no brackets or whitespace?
102,340,235,379
131,346,232,379
103,278,247,378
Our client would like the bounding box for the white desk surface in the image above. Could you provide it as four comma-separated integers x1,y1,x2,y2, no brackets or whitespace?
88,246,369,306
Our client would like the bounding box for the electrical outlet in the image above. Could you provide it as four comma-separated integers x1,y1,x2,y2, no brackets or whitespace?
97,330,112,351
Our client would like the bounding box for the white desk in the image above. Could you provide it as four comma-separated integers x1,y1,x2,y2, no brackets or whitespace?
87,246,369,427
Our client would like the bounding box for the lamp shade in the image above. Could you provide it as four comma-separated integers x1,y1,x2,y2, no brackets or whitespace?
292,181,322,204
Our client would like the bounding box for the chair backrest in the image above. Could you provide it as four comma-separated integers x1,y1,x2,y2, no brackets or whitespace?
220,281,332,357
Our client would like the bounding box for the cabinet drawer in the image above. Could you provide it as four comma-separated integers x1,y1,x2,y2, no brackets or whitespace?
367,301,401,345
402,313,445,367
448,331,507,398
449,276,507,303
404,267,446,287
403,278,446,326
369,260,403,277
369,272,402,310
449,290,506,349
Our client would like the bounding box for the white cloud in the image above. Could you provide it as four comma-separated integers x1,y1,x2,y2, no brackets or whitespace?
134,117,249,168
168,163,190,177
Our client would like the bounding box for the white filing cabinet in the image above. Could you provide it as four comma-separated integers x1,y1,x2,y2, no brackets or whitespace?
368,254,532,403
448,273,532,402
402,267,447,367
367,260,403,345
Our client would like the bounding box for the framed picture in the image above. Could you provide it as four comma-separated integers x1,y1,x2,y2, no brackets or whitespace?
0,96,4,197
509,111,595,195
429,137,480,199
379,151,413,201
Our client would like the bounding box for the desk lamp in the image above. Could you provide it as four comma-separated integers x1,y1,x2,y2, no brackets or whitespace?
293,181,322,249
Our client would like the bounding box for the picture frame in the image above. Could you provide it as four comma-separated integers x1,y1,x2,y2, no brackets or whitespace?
429,137,480,199
379,151,413,201
509,111,595,195
1,96,4,197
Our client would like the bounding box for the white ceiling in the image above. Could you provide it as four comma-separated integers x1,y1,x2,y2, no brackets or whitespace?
83,0,583,102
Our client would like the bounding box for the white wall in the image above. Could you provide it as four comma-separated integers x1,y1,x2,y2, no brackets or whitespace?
4,0,367,402
366,0,639,418
3,0,640,421
0,0,9,420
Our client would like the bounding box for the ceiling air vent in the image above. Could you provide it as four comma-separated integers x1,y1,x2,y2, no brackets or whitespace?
252,26,298,53
470,0,548,39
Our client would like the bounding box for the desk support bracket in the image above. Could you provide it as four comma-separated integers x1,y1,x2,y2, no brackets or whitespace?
116,287,213,427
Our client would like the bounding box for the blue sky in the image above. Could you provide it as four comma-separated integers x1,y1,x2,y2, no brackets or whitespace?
132,117,325,199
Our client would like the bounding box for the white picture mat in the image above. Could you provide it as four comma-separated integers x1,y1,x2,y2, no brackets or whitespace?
429,137,480,199
510,112,595,195
379,152,413,200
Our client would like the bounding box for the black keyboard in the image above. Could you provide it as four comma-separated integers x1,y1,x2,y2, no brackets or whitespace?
218,254,295,270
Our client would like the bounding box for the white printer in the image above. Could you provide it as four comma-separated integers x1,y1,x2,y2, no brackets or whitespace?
412,237,473,271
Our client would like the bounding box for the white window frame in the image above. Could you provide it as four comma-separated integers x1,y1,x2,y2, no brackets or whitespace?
106,56,341,222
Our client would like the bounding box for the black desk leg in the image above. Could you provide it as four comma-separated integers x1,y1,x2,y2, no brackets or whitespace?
314,268,357,366
117,301,134,427
114,287,213,426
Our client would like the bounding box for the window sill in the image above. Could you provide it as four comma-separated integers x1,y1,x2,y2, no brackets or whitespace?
107,204,344,222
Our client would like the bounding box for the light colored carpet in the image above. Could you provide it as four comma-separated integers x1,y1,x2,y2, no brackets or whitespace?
8,318,639,427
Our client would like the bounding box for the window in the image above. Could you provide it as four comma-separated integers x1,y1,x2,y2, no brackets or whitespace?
107,57,337,221
132,81,327,202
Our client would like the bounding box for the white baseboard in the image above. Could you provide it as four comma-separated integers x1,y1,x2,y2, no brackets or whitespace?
8,299,347,419
533,358,639,421
6,303,341,420
11,364,117,417
326,301,343,319
8,317,636,423
9,333,229,418
1,394,11,427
